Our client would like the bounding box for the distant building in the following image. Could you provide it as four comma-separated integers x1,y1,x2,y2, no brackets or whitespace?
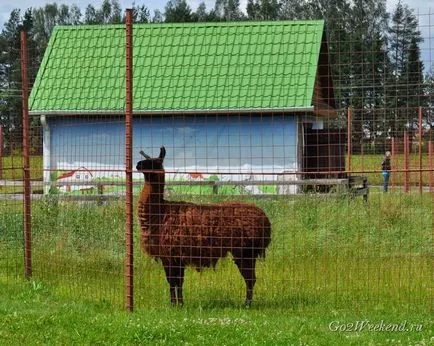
29,20,340,194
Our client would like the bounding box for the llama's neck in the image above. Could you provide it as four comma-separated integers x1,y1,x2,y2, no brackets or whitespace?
138,172,165,252
139,172,165,206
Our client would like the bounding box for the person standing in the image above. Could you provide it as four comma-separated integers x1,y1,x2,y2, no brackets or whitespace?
381,151,392,192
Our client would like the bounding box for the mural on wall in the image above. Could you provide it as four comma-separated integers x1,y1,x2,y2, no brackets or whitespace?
47,115,298,195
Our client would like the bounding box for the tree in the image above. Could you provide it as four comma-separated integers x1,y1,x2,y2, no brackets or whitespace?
32,3,82,54
246,0,261,20
215,0,244,21
132,4,150,23
345,0,389,142
152,10,164,23
98,0,122,24
278,0,307,20
69,5,82,25
84,4,98,24
423,72,434,135
387,1,424,135
194,2,220,22
32,3,60,52
404,37,424,107
0,9,22,149
164,0,194,22
0,9,39,153
247,0,280,20
195,2,208,21
301,0,353,113
0,0,427,150
83,1,122,24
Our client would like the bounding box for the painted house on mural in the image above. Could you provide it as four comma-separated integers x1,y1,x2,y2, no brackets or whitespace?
56,167,94,193
29,20,338,194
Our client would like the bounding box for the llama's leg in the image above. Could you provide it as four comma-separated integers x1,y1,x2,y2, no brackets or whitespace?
176,266,185,306
234,257,257,307
163,260,185,306
163,261,177,306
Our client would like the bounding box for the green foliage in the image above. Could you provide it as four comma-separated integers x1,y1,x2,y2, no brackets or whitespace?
164,0,195,23
207,175,219,182
0,0,432,154
132,5,150,23
0,8,39,152
247,0,280,20
194,3,221,22
386,2,425,136
0,208,23,243
215,0,244,21
83,0,125,24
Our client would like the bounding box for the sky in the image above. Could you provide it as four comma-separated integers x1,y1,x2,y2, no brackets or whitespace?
1,0,433,28
0,0,214,26
0,0,434,69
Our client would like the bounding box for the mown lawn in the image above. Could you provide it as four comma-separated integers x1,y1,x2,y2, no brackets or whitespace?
0,280,432,345
0,192,432,344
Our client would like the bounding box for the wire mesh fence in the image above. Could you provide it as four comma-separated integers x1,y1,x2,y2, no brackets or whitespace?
0,10,432,312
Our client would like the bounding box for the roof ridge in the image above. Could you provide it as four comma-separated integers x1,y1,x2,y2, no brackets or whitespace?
53,19,324,31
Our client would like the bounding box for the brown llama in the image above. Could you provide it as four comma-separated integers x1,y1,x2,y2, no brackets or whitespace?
136,146,271,306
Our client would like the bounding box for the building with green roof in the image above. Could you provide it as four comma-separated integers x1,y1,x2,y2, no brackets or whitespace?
29,20,338,194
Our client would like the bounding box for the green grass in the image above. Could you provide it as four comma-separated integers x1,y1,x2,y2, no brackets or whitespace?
351,153,432,186
0,155,43,180
0,280,433,345
0,187,433,343
1,194,432,308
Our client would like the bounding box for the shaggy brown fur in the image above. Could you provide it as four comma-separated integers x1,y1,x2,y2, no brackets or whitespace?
137,147,271,306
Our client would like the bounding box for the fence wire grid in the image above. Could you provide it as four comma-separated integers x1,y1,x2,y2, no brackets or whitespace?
0,10,433,312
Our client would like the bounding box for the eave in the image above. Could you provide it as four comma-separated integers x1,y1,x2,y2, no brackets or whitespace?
30,106,315,117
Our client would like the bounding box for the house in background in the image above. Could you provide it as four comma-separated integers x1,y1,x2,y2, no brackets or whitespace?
56,167,94,193
29,20,339,194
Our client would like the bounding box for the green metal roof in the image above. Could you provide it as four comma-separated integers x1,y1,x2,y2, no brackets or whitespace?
29,20,326,114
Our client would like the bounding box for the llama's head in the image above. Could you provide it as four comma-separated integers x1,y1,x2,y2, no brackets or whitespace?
136,146,166,178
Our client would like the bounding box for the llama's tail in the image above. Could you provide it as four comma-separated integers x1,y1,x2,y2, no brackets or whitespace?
257,220,272,259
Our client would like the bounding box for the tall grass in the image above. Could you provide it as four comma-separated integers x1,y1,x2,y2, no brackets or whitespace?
0,155,43,180
1,192,432,312
351,153,433,186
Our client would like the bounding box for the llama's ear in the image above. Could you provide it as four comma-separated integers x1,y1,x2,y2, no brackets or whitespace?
140,150,151,159
159,146,166,161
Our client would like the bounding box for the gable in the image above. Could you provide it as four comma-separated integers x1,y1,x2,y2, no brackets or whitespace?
313,31,336,116
29,20,331,114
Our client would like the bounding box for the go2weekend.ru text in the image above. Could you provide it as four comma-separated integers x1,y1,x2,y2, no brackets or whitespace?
329,320,423,333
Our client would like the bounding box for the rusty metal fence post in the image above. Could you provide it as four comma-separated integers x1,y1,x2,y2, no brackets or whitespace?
0,125,3,180
20,30,32,279
418,107,423,194
403,132,410,193
391,137,396,190
124,9,134,312
347,107,352,176
429,141,433,193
